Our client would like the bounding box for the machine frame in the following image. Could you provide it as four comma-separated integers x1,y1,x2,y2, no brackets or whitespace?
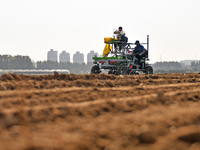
91,35,153,75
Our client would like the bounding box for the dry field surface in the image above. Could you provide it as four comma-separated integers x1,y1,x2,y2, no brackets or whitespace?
0,73,200,150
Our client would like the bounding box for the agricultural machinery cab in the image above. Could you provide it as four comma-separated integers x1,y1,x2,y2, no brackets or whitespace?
91,35,153,75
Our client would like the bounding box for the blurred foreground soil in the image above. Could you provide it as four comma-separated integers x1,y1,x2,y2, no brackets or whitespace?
0,73,200,150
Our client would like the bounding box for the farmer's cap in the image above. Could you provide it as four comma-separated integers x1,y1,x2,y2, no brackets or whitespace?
135,40,140,45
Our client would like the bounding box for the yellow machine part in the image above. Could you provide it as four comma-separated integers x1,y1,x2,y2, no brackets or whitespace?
104,37,118,43
103,44,112,57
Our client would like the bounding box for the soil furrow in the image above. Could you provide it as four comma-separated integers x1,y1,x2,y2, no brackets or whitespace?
0,73,200,150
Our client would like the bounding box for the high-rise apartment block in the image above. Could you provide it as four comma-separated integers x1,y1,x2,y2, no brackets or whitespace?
59,51,70,62
47,49,58,62
73,51,84,64
87,50,99,63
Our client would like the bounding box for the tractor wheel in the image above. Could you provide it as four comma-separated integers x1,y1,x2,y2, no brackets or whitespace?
116,65,127,75
91,65,101,74
145,66,153,75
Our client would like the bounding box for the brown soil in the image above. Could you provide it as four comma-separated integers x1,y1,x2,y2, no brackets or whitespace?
0,72,200,150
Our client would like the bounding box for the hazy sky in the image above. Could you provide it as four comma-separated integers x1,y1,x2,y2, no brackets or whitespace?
0,0,200,63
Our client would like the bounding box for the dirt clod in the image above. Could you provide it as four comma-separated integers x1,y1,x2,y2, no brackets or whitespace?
137,132,156,144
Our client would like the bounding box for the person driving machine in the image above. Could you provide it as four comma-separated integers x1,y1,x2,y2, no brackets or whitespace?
132,40,146,65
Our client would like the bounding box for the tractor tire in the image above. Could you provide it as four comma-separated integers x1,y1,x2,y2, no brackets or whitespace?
145,66,153,75
91,65,101,74
116,65,127,75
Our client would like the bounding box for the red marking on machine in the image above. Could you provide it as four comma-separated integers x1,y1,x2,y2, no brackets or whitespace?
109,61,117,64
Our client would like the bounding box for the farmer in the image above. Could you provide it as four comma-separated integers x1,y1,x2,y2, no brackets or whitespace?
132,40,146,64
114,26,126,40
113,26,128,51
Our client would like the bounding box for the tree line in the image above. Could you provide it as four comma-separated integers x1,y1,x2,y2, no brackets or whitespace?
191,61,200,68
0,55,34,69
153,61,182,69
36,61,93,74
0,55,93,74
153,61,200,73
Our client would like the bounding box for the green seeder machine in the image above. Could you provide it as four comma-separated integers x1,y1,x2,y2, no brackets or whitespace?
91,35,153,75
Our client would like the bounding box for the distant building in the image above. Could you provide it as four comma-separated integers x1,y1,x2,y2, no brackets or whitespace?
73,51,84,64
59,51,70,62
87,50,99,63
180,60,198,66
47,49,58,62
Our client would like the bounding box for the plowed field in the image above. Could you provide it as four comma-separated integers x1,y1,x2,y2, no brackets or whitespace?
0,73,200,150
